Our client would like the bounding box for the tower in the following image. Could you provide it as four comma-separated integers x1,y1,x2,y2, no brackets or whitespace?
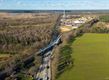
63,10,66,20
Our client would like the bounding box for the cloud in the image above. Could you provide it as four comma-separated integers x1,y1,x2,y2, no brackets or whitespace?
16,1,27,7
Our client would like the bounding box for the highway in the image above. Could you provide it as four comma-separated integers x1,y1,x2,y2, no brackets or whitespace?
35,35,61,80
0,35,60,80
35,51,52,80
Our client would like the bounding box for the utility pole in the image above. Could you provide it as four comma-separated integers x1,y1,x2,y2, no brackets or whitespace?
63,10,66,19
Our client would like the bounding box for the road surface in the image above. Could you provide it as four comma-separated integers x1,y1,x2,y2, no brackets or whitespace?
35,51,52,80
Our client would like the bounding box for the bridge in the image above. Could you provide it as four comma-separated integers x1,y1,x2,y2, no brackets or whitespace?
37,35,62,56
35,35,62,80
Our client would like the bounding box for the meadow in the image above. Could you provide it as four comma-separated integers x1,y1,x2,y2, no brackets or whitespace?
57,33,109,80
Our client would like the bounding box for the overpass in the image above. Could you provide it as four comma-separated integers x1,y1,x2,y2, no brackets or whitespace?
37,35,62,56
35,35,62,80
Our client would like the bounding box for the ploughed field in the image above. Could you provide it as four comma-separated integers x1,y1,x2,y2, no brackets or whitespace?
57,33,109,80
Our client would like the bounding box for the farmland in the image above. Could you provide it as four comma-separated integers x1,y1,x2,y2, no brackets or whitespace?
57,33,109,80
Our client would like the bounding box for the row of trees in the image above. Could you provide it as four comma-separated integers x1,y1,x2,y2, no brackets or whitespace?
56,31,75,78
76,18,109,33
56,18,103,78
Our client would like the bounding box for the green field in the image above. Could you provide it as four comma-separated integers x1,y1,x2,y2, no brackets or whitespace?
57,33,109,80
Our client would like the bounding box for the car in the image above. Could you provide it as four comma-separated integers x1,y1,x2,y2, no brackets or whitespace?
47,76,49,80
47,66,49,69
40,78,43,80
36,78,43,80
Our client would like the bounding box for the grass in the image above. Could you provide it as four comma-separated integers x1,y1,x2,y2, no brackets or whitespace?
57,33,109,80
99,15,109,22
0,54,11,57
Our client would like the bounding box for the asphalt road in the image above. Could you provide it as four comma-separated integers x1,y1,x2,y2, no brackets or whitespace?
36,51,52,80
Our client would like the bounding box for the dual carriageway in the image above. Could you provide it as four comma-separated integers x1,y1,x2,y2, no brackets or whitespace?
35,35,62,80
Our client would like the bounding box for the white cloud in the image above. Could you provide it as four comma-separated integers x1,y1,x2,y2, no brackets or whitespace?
16,1,27,7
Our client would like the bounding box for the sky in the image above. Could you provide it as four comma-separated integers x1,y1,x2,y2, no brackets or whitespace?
0,0,109,10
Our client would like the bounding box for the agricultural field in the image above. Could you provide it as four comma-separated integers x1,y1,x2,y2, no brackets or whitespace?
57,33,109,80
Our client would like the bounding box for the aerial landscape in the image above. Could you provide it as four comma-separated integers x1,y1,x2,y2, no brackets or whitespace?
0,0,109,80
